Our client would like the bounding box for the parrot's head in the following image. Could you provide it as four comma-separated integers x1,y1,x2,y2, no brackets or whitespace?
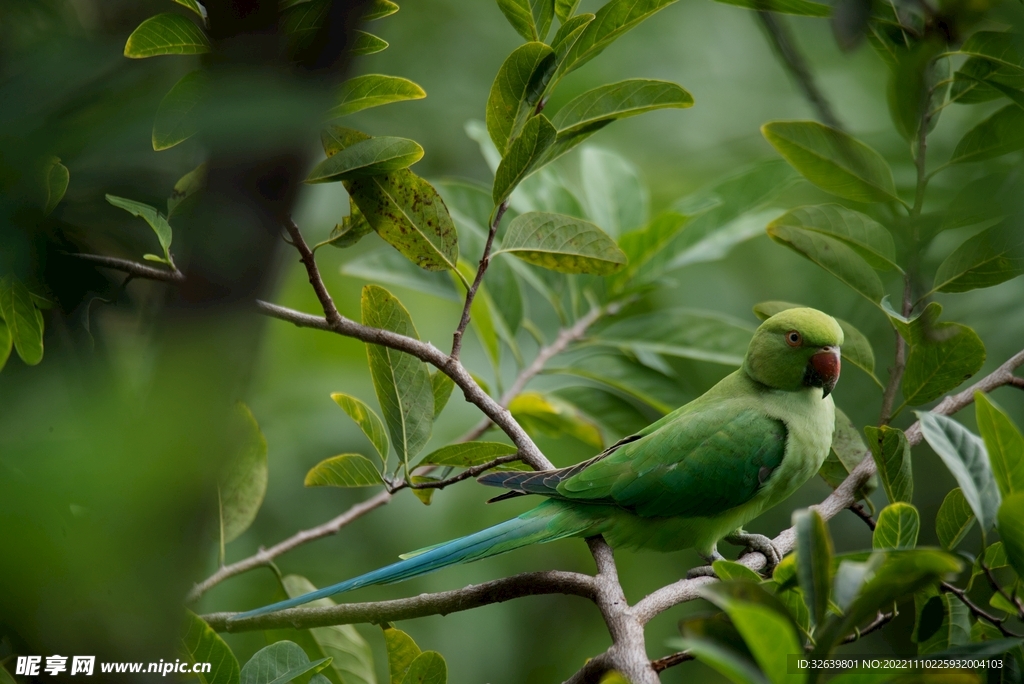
743,308,844,398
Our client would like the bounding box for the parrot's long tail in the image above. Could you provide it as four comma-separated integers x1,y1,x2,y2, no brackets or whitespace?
230,501,592,621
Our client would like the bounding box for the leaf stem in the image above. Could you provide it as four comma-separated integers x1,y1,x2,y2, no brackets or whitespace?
451,200,508,360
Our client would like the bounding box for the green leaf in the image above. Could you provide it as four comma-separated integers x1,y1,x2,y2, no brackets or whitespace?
347,172,459,272
917,411,1001,532
330,75,425,118
949,56,1024,105
821,408,877,497
555,0,580,22
342,249,459,301
105,194,174,265
331,393,389,465
324,205,373,250
958,31,1024,73
305,454,383,487
174,0,208,22
168,162,206,217
277,576,377,684
936,488,975,550
351,31,388,55
765,222,885,303
551,13,593,65
486,42,556,154
0,275,44,366
492,114,556,205
383,626,420,684
547,352,686,415
931,222,1024,294
712,559,764,583
949,105,1024,165
893,303,986,406
713,0,829,15
754,301,878,384
124,14,210,58
887,44,948,142
578,147,648,237
675,637,768,684
417,442,517,468
219,404,268,544
307,138,424,183
399,652,446,684
361,286,434,466
497,0,554,42
551,79,693,139
495,211,626,274
699,583,802,684
816,550,963,654
768,204,899,271
363,0,399,20
916,592,972,655
240,641,330,684
509,391,603,449
42,157,69,216
998,492,1024,577
873,502,920,549
976,392,1024,498
152,70,207,151
794,508,833,627
597,308,753,366
555,387,651,438
0,319,12,373
612,212,688,290
557,0,678,78
865,425,914,504
180,611,240,684
430,372,454,419
761,121,899,203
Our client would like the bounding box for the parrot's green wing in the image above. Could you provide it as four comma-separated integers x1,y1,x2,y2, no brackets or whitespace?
478,404,787,518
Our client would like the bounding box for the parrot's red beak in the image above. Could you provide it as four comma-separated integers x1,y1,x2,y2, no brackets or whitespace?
805,347,841,398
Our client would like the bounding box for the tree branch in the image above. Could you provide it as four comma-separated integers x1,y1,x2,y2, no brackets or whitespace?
402,454,523,490
253,300,552,471
283,218,344,327
202,570,596,631
66,253,185,283
941,581,1021,638
651,651,694,673
451,200,507,360
841,610,895,644
757,12,843,131
187,490,392,603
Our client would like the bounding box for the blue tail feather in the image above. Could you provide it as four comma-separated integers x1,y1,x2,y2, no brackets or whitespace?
231,503,587,621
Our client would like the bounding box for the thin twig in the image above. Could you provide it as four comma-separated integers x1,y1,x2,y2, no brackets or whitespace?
462,303,616,441
980,561,1024,620
840,610,895,644
651,651,694,672
757,12,843,131
204,570,596,632
402,454,523,490
67,253,185,283
849,502,877,530
941,582,1021,638
187,491,392,603
451,201,507,360
1009,377,1024,391
283,218,343,327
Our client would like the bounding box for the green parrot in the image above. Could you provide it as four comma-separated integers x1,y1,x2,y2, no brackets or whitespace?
234,307,843,620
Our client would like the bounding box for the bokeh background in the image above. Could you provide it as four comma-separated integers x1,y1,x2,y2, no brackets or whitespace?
2,0,1024,682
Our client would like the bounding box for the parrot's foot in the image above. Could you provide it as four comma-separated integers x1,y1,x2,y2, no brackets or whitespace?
725,531,781,575
687,549,725,579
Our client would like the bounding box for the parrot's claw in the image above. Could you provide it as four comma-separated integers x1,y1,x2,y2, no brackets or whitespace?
725,531,781,575
687,548,726,579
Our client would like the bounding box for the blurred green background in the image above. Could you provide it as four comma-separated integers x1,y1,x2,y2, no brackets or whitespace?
2,0,1024,682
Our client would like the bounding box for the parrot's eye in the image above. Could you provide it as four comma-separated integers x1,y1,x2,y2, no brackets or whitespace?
785,330,802,347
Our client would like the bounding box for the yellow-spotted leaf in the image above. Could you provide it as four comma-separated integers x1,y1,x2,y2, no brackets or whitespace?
306,137,423,183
